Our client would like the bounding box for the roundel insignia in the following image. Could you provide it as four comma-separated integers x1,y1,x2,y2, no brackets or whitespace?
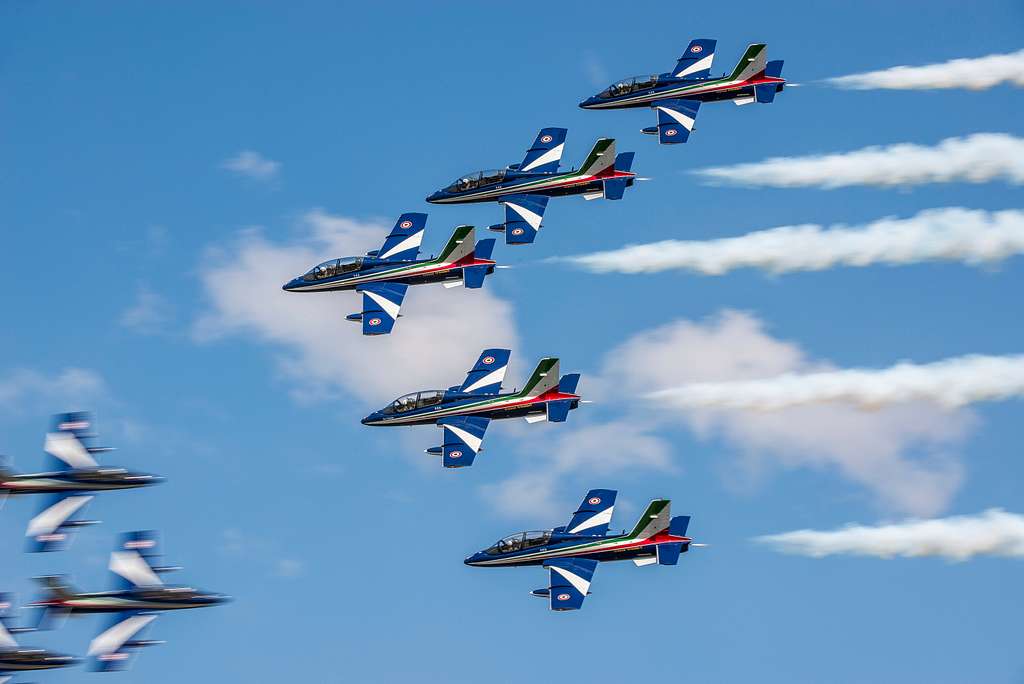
691,45,703,53
540,134,553,143
368,317,382,327
482,356,495,365
557,593,571,601
665,129,678,137
399,220,413,229
449,450,462,459
511,228,525,236
588,497,601,505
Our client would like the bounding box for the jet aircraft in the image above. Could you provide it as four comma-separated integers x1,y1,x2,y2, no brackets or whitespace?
465,489,695,611
0,413,163,552
31,531,228,672
0,593,78,682
425,128,636,245
579,40,786,144
361,349,580,467
283,214,497,335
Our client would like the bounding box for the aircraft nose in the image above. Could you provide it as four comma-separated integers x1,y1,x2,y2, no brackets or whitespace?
579,96,598,108
282,277,301,292
361,411,382,426
464,552,484,566
425,191,443,203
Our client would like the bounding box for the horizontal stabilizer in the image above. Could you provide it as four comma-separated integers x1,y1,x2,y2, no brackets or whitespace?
462,266,489,289
657,542,683,565
603,178,628,200
765,59,784,79
614,151,635,173
546,400,573,423
669,515,691,537
558,373,580,395
754,82,777,103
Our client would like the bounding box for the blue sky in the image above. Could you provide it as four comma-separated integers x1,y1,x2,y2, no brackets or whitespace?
1,2,1022,682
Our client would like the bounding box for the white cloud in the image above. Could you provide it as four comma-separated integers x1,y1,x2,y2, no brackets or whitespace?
221,150,280,182
480,419,675,521
561,207,1024,275
757,509,1024,560
599,311,973,515
649,353,1024,411
0,367,106,415
827,49,1024,90
273,558,305,579
193,210,519,405
694,133,1024,189
119,285,172,334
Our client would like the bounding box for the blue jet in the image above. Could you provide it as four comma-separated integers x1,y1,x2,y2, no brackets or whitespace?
362,349,581,468
580,40,786,144
465,490,696,610
0,413,163,553
31,531,229,672
425,128,637,245
283,214,498,335
0,593,78,682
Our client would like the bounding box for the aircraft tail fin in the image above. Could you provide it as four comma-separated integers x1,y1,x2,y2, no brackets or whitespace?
462,236,496,289
437,225,476,264
578,138,616,176
33,575,76,603
729,43,767,81
627,499,672,540
517,358,561,399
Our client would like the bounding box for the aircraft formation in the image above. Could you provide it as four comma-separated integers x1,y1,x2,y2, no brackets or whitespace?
3,36,784,681
1,415,227,680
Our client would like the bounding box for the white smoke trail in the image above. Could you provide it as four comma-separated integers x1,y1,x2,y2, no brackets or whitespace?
828,49,1024,90
694,133,1024,189
561,207,1024,275
757,509,1024,560
648,354,1024,411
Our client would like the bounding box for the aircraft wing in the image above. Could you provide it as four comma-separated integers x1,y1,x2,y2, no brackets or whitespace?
355,282,408,335
110,531,165,590
43,431,98,470
651,99,701,144
459,349,511,395
498,194,548,245
25,493,94,552
518,127,567,174
672,39,717,78
88,611,158,672
436,416,490,468
543,558,599,611
565,489,617,536
375,212,427,262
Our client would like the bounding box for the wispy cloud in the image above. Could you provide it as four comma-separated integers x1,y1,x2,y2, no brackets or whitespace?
480,419,675,521
0,367,106,415
757,509,1024,560
119,285,173,334
193,210,519,404
560,207,1024,275
649,353,1024,411
602,311,973,515
221,150,280,182
694,133,1024,189
827,49,1024,90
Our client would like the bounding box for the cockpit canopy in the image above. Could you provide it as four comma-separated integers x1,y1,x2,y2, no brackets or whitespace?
485,530,552,555
303,257,363,281
599,74,660,98
382,390,445,414
445,169,507,193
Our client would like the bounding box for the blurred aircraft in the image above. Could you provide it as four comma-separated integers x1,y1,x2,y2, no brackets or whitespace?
362,349,581,467
465,490,696,610
580,40,786,144
31,531,228,672
0,413,163,552
0,592,78,681
426,128,637,245
283,215,497,335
